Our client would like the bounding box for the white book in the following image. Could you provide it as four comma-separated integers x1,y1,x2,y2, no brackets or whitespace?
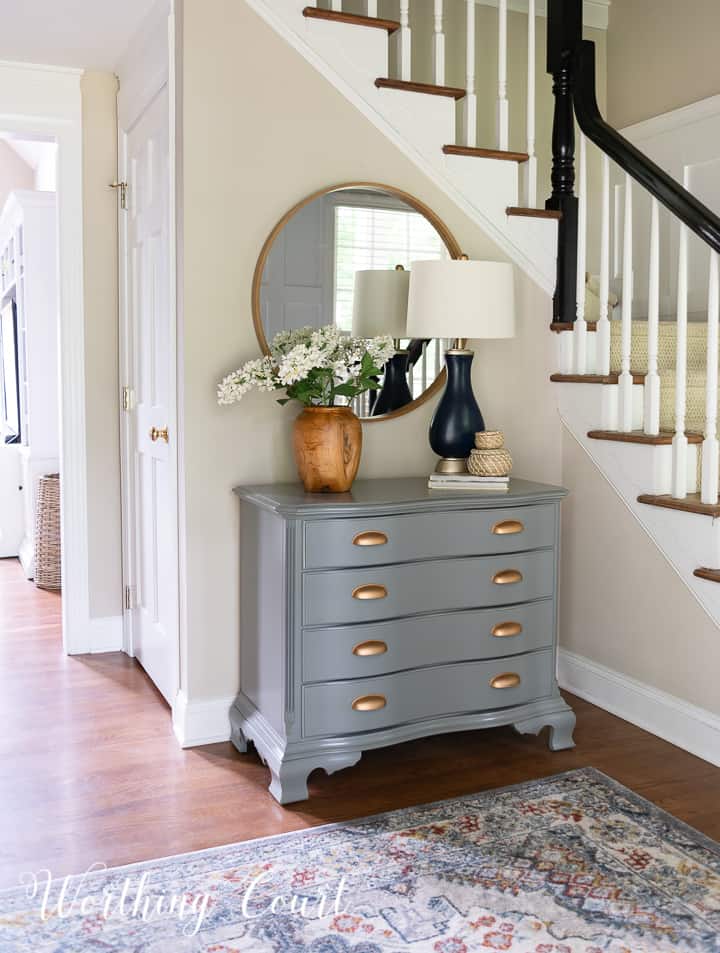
428,480,509,492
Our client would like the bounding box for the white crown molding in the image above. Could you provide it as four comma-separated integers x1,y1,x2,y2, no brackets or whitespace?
621,93,720,143
474,0,610,31
172,691,235,747
558,649,720,768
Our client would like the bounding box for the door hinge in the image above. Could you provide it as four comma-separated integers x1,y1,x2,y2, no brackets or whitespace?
124,585,136,611
121,386,134,412
110,181,128,210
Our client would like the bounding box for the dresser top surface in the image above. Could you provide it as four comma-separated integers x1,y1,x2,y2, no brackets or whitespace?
234,477,567,517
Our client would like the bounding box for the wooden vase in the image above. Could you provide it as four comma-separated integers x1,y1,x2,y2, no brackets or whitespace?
293,406,362,493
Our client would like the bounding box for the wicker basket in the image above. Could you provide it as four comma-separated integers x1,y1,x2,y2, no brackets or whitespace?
474,430,505,450
468,447,513,477
35,473,61,591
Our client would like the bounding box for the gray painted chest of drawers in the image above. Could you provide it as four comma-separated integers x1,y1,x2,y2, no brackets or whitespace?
230,477,575,804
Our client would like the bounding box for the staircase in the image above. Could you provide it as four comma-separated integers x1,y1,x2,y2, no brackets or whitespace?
248,0,720,626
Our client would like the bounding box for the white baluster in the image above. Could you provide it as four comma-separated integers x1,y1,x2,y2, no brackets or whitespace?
618,173,634,432
596,154,611,377
672,221,689,498
432,0,445,86
643,198,661,435
331,0,342,10
462,0,477,147
394,0,411,82
523,0,537,206
701,250,720,504
363,0,378,15
574,133,587,373
496,0,509,151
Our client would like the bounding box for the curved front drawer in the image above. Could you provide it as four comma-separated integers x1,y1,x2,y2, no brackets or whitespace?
302,550,554,627
302,651,554,737
304,505,555,569
302,599,554,682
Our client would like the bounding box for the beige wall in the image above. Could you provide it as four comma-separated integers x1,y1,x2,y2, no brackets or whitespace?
560,430,720,714
608,0,720,128
0,141,33,212
80,71,123,620
180,0,565,700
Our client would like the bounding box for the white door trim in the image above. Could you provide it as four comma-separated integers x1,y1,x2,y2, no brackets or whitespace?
0,61,114,654
117,0,181,709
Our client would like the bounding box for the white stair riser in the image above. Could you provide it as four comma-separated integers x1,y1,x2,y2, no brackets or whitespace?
303,17,389,91
442,153,519,218
374,87,457,158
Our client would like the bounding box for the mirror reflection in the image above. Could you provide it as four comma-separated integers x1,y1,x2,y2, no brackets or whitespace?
255,186,458,419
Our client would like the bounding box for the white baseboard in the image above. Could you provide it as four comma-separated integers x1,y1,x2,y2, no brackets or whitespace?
65,614,124,654
558,648,720,768
172,690,235,747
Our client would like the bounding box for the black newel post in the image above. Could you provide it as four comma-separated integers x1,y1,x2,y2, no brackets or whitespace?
546,0,582,323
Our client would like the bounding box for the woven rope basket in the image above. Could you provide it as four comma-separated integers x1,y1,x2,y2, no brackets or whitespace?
468,447,513,477
35,473,61,591
474,430,505,450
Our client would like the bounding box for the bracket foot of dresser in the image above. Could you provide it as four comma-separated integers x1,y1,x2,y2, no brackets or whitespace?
513,699,576,750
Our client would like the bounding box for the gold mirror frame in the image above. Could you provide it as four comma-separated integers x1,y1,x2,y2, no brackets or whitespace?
251,181,463,423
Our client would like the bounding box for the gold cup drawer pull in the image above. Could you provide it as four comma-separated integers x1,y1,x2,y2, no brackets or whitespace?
352,584,387,600
492,569,523,585
352,694,387,712
491,621,523,638
353,530,388,547
352,640,388,657
492,519,524,535
150,426,169,443
490,672,521,690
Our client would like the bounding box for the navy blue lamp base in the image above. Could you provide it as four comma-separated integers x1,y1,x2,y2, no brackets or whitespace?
372,350,414,416
429,350,484,472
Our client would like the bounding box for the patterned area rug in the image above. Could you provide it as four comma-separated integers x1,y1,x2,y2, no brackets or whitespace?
2,768,719,952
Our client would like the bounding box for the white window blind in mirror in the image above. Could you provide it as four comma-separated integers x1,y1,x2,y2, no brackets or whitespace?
333,204,448,332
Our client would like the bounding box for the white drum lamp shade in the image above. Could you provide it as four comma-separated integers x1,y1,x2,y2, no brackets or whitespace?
406,259,515,340
352,268,410,339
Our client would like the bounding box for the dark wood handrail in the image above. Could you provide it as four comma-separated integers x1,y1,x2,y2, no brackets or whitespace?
574,39,720,255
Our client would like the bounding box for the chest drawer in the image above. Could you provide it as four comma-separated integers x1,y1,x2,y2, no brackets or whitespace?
302,650,554,737
303,504,555,569
302,599,554,682
302,549,555,627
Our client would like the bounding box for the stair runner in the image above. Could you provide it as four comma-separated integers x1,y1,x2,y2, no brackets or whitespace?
608,321,713,434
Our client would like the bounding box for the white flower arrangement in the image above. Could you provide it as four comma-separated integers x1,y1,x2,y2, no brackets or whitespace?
217,325,396,409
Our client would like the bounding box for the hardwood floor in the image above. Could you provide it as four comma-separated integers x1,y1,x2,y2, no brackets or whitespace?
1,556,718,890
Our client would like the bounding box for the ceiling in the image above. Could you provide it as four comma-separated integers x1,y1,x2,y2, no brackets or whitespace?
0,0,159,71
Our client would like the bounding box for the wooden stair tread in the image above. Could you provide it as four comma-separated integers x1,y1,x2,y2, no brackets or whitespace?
637,493,720,518
550,321,597,332
302,7,400,31
507,206,563,220
442,145,529,162
694,567,720,583
550,372,645,385
375,78,466,100
588,430,704,446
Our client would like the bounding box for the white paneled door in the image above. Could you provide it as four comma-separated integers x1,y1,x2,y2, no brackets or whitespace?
119,83,179,707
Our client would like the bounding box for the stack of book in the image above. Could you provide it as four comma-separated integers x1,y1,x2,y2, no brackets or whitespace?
428,473,510,492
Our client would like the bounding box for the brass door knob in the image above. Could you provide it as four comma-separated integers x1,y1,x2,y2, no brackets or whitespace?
352,640,388,657
150,426,169,443
353,530,389,547
351,694,387,711
492,569,523,585
491,621,523,638
352,584,387,600
490,672,521,689
492,519,524,535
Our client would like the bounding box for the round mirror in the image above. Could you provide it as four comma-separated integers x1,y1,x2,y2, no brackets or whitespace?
252,183,462,421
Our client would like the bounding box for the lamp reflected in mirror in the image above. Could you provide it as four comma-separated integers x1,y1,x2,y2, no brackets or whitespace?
251,183,462,421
